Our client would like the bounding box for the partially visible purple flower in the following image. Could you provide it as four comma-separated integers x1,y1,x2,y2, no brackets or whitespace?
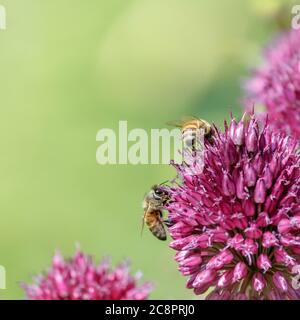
22,249,153,300
165,112,300,300
244,29,300,139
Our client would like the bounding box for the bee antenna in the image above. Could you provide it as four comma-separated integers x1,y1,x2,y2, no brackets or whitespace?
140,217,145,238
169,177,177,184
159,180,169,186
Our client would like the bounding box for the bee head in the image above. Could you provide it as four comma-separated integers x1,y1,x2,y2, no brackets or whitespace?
152,185,162,198
152,185,169,203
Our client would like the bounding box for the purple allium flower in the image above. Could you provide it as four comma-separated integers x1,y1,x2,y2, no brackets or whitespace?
22,250,153,300
165,112,300,300
244,29,300,139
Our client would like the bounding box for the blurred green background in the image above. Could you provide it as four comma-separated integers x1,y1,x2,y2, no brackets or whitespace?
0,0,294,299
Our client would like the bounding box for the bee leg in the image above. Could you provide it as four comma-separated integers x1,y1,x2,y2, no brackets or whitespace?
163,218,173,227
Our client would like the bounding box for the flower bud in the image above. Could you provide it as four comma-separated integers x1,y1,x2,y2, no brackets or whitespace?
232,262,248,283
273,272,288,293
257,254,272,272
252,273,266,292
254,178,266,204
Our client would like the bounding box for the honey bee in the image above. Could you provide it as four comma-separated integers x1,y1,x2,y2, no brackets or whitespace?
142,185,170,241
167,116,214,148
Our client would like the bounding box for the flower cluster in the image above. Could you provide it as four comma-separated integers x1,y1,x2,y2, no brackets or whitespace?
22,250,153,300
165,113,300,299
245,29,300,139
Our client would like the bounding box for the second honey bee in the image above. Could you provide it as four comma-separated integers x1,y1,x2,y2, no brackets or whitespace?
167,116,214,148
142,185,170,241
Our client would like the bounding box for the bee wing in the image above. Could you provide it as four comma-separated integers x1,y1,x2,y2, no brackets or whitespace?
165,120,184,128
166,116,202,128
181,115,200,122
140,215,145,237
140,206,148,237
241,112,251,126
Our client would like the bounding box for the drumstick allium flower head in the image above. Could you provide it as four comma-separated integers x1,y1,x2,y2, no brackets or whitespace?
165,112,300,299
245,29,300,139
22,249,153,300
